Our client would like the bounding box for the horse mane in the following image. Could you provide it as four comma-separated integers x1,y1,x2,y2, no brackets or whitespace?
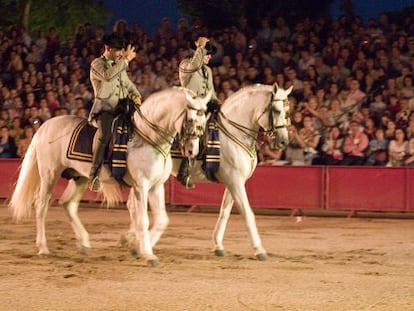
140,88,180,114
143,87,197,107
225,84,273,107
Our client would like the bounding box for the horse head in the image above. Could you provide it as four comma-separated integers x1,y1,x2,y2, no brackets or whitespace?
179,89,211,158
263,82,293,149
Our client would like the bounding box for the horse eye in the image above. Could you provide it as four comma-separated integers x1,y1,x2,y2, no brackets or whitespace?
197,110,204,116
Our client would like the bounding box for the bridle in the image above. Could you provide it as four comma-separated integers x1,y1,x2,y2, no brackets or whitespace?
180,103,206,141
263,92,290,139
216,88,290,158
219,89,289,139
134,101,206,159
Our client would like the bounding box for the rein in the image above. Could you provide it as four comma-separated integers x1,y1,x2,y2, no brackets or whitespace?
216,117,257,159
134,106,185,159
216,91,288,159
134,101,204,160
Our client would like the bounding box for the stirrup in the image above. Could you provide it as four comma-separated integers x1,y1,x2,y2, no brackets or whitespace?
88,176,101,192
184,176,194,189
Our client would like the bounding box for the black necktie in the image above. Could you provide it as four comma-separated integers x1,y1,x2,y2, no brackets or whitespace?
202,66,207,79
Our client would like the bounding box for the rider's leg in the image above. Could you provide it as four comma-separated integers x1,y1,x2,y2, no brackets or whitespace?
89,111,113,191
176,157,193,188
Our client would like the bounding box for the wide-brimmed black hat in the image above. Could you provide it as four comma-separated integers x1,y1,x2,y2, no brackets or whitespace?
191,40,217,55
103,33,127,50
205,42,217,55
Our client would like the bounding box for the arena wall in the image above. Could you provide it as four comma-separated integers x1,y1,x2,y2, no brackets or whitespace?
1,160,412,213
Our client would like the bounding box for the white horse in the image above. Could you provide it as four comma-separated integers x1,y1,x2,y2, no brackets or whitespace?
125,83,292,261
9,87,210,267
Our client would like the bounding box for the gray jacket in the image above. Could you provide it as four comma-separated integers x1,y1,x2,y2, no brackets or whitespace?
178,47,218,102
89,56,140,117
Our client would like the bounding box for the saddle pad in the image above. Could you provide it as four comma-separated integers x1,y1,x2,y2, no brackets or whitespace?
66,119,96,162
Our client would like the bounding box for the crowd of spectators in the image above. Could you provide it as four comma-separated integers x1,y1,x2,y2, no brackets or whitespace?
1,11,414,167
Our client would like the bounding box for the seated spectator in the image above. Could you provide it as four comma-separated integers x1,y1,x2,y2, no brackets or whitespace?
290,110,304,130
75,107,89,118
401,75,414,99
348,78,366,105
395,97,410,129
364,128,388,166
341,120,369,165
256,133,285,165
404,134,414,166
386,127,408,167
137,73,155,100
405,111,414,139
0,125,17,158
303,102,335,138
38,98,52,122
386,94,401,120
378,111,392,131
312,126,343,165
1,108,12,128
300,95,319,118
369,92,386,121
285,125,304,165
384,120,397,140
327,98,347,126
17,124,35,158
363,116,377,140
285,116,321,165
8,116,23,146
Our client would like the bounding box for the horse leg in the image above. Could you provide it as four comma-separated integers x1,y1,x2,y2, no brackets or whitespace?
61,178,90,255
132,186,159,267
148,185,169,247
35,178,56,255
212,188,234,257
122,189,138,255
228,184,268,261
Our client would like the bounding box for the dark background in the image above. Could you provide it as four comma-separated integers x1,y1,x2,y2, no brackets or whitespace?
103,0,412,37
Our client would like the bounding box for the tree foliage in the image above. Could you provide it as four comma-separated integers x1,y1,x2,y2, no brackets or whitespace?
176,0,333,30
0,0,111,39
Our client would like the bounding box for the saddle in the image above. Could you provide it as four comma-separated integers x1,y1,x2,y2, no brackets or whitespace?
66,116,132,182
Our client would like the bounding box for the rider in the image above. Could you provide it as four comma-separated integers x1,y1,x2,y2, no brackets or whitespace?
177,36,220,188
88,33,142,192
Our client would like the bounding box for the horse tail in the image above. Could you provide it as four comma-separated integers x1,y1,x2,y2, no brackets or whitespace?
9,136,40,222
101,182,124,208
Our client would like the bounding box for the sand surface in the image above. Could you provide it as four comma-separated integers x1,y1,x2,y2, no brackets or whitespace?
1,205,414,311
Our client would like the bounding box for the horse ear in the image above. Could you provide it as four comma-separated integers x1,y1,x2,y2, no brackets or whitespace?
286,85,294,95
273,82,279,94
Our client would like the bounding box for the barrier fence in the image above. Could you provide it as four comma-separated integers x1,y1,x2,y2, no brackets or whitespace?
1,159,413,213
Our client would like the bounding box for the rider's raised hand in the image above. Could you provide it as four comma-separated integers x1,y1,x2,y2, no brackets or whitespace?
123,44,136,62
195,37,209,49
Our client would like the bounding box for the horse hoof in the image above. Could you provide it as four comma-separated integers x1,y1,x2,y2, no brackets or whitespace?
80,246,91,256
130,248,140,258
214,249,226,257
38,251,52,257
256,253,268,261
147,259,160,268
119,235,129,248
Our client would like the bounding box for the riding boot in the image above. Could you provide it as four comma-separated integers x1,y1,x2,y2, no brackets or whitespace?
89,111,113,192
177,158,194,188
88,142,106,192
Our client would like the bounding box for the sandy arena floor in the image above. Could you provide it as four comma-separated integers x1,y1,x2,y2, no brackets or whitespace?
1,204,414,311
